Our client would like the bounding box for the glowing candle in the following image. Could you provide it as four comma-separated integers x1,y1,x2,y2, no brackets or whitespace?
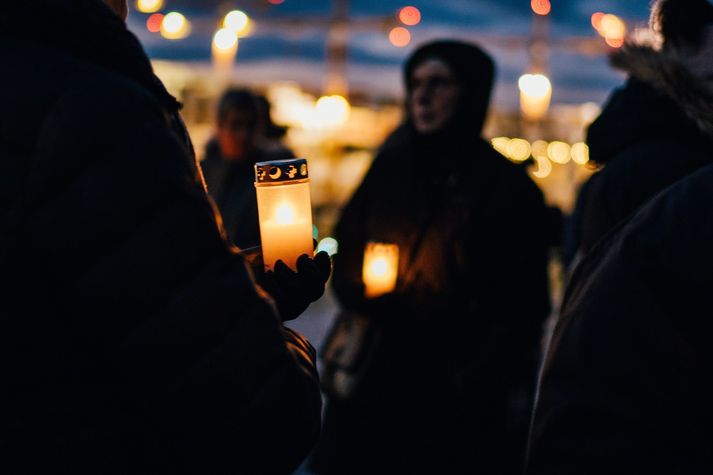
362,242,399,298
255,159,314,271
518,73,552,122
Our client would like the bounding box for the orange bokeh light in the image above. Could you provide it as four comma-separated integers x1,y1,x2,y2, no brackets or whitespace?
531,0,551,16
146,13,164,33
389,27,411,47
268,0,284,4
399,6,421,26
591,12,604,31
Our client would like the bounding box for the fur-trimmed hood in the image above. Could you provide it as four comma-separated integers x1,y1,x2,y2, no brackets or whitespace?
610,40,713,138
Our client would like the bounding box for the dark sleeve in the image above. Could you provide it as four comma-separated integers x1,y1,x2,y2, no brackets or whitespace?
26,80,321,474
528,167,713,475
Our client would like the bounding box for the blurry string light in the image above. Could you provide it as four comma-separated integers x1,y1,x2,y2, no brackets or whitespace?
399,6,422,26
146,13,164,33
136,0,163,13
592,12,626,48
491,137,591,178
532,155,553,179
224,10,252,37
161,12,191,40
571,142,590,165
547,141,571,164
531,0,551,16
389,26,411,47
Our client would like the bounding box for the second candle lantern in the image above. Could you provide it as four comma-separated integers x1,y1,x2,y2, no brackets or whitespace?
254,158,314,271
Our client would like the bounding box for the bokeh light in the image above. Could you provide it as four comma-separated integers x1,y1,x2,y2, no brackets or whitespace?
161,12,191,40
399,6,422,26
571,142,590,165
224,10,251,37
213,28,238,52
506,138,532,162
531,0,551,16
531,140,549,158
548,141,571,164
531,155,553,179
317,237,339,256
146,13,164,33
389,27,411,47
136,0,163,14
315,95,351,127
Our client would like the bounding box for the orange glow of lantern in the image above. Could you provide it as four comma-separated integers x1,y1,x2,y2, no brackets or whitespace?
399,6,421,26
362,242,399,298
531,0,551,16
389,27,411,47
255,159,314,271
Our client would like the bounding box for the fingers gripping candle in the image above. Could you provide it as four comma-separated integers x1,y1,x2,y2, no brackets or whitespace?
254,158,314,271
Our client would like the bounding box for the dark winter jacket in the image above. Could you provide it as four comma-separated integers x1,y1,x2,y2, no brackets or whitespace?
311,40,551,475
528,162,713,474
0,1,320,473
572,43,713,257
201,139,291,249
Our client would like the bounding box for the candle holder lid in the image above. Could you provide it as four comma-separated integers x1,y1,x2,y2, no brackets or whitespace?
255,158,308,183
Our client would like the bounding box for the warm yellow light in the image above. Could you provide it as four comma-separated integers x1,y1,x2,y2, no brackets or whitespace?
315,95,351,127
571,142,590,165
531,139,549,158
255,160,314,272
548,141,571,164
506,138,531,162
161,12,191,40
532,155,553,179
600,14,625,38
136,0,163,13
519,74,551,98
491,137,510,156
519,74,552,121
363,242,399,298
531,0,551,16
213,28,238,52
224,10,252,37
275,202,296,225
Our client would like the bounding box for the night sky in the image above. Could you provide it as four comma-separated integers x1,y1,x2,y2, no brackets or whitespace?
128,0,653,108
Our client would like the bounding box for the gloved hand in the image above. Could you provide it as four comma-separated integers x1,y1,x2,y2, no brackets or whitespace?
258,251,332,322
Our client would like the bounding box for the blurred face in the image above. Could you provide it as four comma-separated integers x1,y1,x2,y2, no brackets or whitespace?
408,58,462,134
103,0,129,20
217,109,256,162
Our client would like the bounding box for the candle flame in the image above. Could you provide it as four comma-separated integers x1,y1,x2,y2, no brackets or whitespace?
275,203,296,225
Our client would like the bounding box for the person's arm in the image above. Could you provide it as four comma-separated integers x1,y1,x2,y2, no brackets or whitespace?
27,77,321,473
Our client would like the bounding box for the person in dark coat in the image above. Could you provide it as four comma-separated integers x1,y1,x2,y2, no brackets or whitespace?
309,40,551,475
201,89,293,249
566,0,713,266
0,1,329,473
528,1,713,472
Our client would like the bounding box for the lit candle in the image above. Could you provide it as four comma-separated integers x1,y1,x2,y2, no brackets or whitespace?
362,242,399,298
255,159,314,271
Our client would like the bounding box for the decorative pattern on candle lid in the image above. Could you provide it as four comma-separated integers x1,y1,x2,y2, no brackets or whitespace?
255,158,309,183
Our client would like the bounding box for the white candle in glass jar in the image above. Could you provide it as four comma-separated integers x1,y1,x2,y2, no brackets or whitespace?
255,159,314,271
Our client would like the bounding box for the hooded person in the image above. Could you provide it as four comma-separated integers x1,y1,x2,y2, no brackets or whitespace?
565,0,713,268
0,1,331,473
528,1,713,473
308,40,551,475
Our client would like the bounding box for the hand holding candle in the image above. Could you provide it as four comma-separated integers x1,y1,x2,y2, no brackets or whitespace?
362,242,399,298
